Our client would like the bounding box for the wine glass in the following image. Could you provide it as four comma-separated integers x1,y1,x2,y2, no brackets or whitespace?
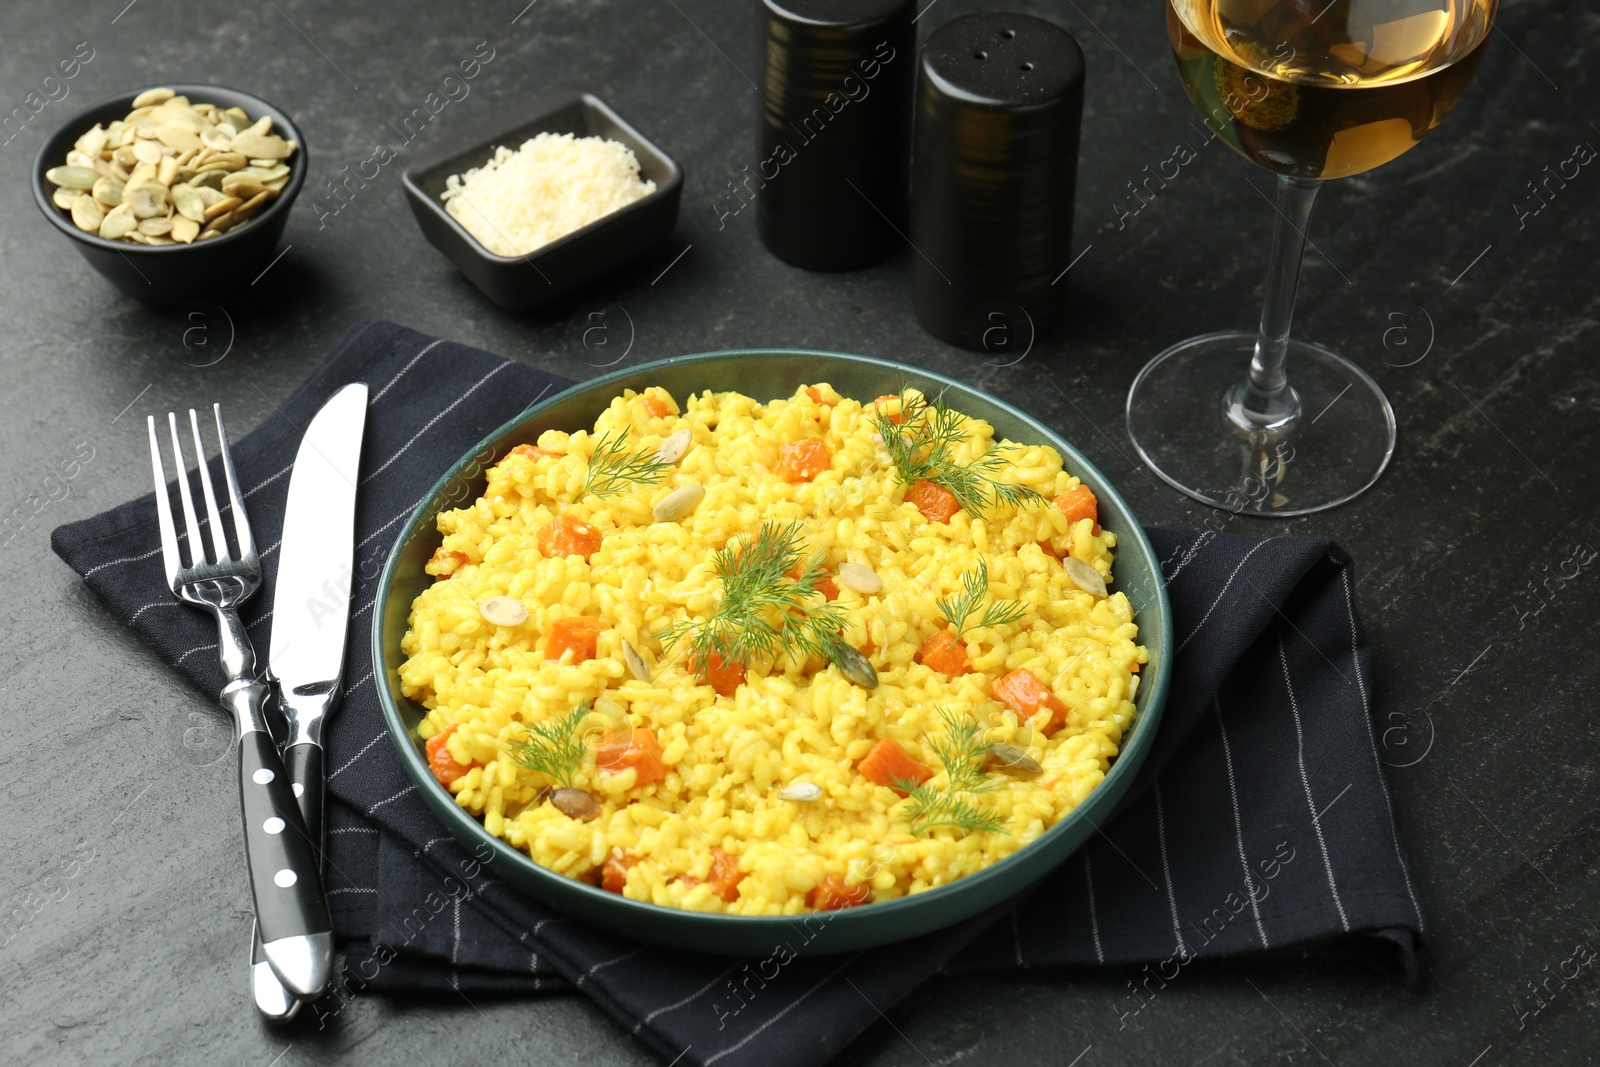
1126,0,1497,515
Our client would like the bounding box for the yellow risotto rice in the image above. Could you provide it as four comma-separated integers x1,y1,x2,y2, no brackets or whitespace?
399,384,1146,915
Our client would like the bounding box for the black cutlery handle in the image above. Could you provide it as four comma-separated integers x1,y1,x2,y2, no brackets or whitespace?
283,742,325,868
238,728,332,944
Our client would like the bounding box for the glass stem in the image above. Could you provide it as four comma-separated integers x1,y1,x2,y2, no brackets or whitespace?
1241,173,1321,422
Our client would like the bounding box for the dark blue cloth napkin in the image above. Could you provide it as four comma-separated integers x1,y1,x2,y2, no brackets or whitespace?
52,321,1425,1066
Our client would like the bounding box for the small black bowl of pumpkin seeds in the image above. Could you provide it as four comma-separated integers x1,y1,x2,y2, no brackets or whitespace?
32,84,307,307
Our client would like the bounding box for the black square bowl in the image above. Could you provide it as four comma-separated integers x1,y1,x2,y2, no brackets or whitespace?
31,84,307,309
402,92,683,314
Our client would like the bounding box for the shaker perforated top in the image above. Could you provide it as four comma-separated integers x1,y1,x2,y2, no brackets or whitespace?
918,12,1085,108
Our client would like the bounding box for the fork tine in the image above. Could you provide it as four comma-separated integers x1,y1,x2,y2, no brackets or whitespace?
213,404,256,563
189,408,231,562
147,415,182,587
167,412,207,566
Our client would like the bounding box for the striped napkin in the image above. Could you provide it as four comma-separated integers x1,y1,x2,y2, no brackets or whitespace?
52,321,1424,1066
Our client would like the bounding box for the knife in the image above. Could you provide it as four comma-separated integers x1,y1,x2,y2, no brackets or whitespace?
252,382,369,1019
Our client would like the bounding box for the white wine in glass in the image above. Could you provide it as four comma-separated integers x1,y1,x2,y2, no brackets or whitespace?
1126,0,1496,516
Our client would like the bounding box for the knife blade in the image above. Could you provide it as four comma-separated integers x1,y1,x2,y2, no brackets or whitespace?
252,381,369,1019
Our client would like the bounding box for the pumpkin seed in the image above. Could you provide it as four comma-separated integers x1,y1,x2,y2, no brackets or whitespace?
99,205,137,240
155,125,201,153
138,216,173,236
235,132,292,160
65,150,98,170
220,171,268,199
200,126,233,150
654,427,692,465
1062,557,1107,598
196,152,247,173
74,125,107,156
153,107,204,134
202,196,241,221
45,165,100,189
549,787,600,821
830,643,878,689
777,781,823,802
172,185,206,222
621,639,651,683
90,175,121,206
69,195,104,233
652,484,705,523
125,183,167,219
131,87,176,109
170,215,200,244
50,187,78,210
986,743,1042,775
478,595,529,627
124,161,157,189
837,562,882,595
131,140,162,165
156,155,179,187
233,186,274,213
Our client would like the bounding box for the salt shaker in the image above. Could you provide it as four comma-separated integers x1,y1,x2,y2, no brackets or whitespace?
911,13,1085,352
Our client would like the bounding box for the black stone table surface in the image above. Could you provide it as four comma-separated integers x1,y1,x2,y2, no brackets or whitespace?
2,1,1595,1064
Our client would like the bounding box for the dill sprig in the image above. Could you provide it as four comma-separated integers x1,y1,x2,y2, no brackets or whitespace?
936,558,1027,638
508,702,592,787
925,709,996,794
871,388,1045,518
899,786,1009,836
576,429,672,502
897,710,1007,836
660,521,849,678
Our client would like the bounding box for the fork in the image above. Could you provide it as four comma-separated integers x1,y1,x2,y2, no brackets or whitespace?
148,404,333,1000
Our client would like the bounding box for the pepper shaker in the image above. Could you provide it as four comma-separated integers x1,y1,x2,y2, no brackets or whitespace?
754,0,915,271
911,13,1086,352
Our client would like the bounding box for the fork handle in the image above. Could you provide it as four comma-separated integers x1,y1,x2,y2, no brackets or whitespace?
227,679,333,999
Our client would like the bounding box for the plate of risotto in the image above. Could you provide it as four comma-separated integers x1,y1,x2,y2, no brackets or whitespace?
373,349,1172,955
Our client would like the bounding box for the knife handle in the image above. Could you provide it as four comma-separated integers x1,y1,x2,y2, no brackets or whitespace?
253,740,326,1020
237,725,332,998
284,742,325,865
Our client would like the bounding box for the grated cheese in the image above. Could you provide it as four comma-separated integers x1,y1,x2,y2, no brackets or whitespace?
441,132,657,257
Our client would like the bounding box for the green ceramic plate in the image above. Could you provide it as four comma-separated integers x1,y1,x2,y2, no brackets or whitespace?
372,349,1172,956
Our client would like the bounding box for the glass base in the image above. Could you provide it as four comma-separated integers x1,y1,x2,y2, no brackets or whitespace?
1126,331,1396,517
